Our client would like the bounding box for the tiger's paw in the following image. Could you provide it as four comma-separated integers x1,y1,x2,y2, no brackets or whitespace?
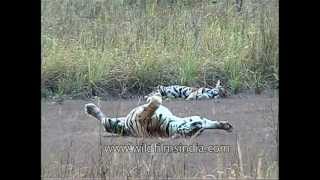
220,121,233,132
147,95,162,107
84,103,100,116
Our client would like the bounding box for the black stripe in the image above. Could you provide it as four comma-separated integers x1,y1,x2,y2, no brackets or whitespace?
114,119,121,131
195,90,198,100
179,122,187,127
129,119,134,130
134,116,140,136
173,86,180,97
108,119,112,127
182,88,188,97
127,109,137,135
165,120,173,135
103,118,110,131
178,87,183,97
160,86,166,96
125,114,131,127
159,114,166,126
212,94,218,98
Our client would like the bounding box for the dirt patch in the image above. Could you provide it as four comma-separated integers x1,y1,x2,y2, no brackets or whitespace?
41,94,278,179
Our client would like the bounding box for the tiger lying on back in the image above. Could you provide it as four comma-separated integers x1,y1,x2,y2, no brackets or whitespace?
85,96,233,138
144,80,226,101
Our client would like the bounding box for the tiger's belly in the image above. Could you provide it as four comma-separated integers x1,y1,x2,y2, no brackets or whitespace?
124,105,177,137
150,106,185,137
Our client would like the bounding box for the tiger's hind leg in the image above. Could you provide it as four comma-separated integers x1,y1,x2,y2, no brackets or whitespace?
85,104,127,135
201,119,233,132
129,96,162,136
185,92,197,100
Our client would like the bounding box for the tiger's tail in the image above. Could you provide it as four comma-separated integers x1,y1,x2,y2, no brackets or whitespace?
84,103,107,122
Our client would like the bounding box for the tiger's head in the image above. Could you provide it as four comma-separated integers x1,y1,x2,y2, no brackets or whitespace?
206,80,228,97
215,80,228,97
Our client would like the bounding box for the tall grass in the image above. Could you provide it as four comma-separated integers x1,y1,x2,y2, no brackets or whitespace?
41,0,278,98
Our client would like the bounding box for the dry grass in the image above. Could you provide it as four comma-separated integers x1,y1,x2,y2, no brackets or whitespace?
41,1,279,178
41,0,278,98
41,93,278,179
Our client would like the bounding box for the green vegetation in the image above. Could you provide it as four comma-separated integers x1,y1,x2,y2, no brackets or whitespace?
41,0,278,98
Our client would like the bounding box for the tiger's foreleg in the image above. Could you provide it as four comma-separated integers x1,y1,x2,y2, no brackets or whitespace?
140,95,162,123
185,92,197,100
175,116,233,137
127,96,162,137
213,95,221,103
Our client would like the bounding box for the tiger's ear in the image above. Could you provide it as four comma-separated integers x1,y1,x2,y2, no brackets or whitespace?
215,80,221,88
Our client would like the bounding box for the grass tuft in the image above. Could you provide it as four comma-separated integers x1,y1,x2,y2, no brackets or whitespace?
42,0,278,98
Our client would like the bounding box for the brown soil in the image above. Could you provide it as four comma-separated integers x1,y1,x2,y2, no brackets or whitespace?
41,94,278,179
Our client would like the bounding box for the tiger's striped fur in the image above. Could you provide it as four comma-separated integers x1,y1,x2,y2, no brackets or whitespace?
144,80,226,101
144,85,196,100
85,96,233,138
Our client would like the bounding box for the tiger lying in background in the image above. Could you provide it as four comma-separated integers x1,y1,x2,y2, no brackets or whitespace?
85,96,233,138
144,80,227,101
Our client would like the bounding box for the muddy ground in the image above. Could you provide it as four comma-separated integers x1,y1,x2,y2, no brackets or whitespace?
41,93,278,179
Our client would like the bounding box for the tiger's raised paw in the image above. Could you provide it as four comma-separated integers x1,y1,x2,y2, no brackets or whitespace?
147,95,162,107
85,103,100,117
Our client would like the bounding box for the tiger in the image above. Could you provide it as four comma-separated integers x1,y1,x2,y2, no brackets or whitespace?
144,80,227,101
144,85,196,100
186,80,226,100
85,95,233,138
